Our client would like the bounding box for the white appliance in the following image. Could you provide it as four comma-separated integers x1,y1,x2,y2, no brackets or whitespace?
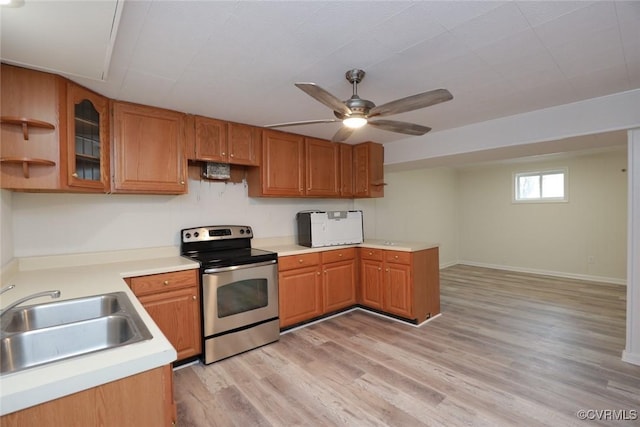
296,210,363,248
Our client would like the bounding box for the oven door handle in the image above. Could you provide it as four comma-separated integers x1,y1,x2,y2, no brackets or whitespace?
203,260,277,274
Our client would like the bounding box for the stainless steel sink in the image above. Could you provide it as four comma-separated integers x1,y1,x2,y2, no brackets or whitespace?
0,292,153,375
1,294,122,333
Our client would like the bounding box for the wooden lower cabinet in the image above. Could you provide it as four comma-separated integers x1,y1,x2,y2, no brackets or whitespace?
279,249,357,328
360,256,384,310
322,248,357,312
1,365,176,427
278,253,322,328
279,246,439,327
127,269,201,361
359,247,440,323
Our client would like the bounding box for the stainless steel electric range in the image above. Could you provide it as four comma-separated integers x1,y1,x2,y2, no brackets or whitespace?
180,225,279,364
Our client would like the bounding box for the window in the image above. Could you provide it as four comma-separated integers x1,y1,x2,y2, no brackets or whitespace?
514,169,568,202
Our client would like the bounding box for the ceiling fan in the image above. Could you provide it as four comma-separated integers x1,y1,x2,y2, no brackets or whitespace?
265,69,453,142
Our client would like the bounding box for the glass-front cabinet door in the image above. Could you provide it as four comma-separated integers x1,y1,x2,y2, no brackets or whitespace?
66,83,109,191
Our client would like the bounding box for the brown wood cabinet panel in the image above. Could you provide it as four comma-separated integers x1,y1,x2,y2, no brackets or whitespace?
305,137,339,197
65,82,110,192
1,366,175,427
194,116,227,162
323,258,357,312
0,64,63,190
112,101,187,194
228,122,260,166
384,262,413,318
360,258,384,310
339,143,354,197
279,265,322,327
247,129,304,197
353,141,384,198
412,247,441,321
138,287,202,360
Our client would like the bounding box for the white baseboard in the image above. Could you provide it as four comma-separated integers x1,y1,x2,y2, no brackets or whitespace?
439,260,458,269
622,350,640,366
456,260,626,286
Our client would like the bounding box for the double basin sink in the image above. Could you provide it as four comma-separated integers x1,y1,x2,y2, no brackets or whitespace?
0,292,152,375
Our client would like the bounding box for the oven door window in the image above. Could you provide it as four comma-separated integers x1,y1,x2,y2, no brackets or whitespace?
217,278,269,318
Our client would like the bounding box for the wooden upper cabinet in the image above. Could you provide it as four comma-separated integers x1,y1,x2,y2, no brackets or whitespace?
188,117,260,166
247,129,304,197
339,143,354,197
65,83,110,192
193,116,227,162
305,137,339,197
353,141,384,198
227,122,260,166
112,101,187,194
0,64,63,190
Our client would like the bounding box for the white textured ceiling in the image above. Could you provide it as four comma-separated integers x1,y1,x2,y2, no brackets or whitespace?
2,1,639,146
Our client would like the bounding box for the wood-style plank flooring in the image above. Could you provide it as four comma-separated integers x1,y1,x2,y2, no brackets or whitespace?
174,265,639,426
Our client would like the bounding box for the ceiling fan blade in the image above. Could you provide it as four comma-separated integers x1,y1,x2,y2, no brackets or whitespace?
295,83,352,116
368,119,431,136
331,126,354,142
368,88,453,117
265,119,341,129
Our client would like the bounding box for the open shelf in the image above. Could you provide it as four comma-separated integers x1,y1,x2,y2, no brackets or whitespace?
0,157,56,178
1,116,55,140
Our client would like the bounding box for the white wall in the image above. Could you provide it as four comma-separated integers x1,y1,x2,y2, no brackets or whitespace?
354,167,458,267
11,179,353,257
457,149,628,283
0,190,14,266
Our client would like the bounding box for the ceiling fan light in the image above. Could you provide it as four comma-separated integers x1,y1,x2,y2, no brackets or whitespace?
343,116,367,129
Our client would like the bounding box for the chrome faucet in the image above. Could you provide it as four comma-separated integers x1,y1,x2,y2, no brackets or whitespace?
0,285,15,295
0,290,61,317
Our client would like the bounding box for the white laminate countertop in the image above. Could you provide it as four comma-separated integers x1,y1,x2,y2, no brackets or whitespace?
0,248,199,416
256,239,439,257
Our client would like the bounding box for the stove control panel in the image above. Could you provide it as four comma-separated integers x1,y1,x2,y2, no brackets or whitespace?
182,225,252,243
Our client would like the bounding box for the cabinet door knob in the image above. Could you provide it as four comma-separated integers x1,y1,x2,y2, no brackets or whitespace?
180,181,185,185
317,271,321,275
71,172,78,178
192,295,197,300
221,152,226,156
338,253,343,257
394,255,399,259
230,153,234,157
378,267,381,271
163,280,169,286
298,259,304,263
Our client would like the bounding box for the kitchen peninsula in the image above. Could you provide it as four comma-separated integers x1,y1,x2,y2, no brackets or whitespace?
0,248,198,425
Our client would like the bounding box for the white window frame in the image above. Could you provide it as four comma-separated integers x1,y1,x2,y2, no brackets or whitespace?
512,168,568,203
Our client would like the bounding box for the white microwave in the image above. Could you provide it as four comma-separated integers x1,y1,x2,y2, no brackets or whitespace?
296,210,363,248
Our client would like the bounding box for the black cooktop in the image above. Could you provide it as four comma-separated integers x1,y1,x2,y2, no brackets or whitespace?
183,247,277,269
180,225,277,269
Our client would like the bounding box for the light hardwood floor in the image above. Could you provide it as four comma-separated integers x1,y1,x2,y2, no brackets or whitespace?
174,265,639,426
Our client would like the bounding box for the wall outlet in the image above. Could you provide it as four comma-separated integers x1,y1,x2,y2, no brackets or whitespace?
587,256,595,264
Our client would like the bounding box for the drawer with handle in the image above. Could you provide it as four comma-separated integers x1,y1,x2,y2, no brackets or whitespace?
278,252,321,271
359,248,384,261
128,269,198,297
321,248,356,263
385,250,411,265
